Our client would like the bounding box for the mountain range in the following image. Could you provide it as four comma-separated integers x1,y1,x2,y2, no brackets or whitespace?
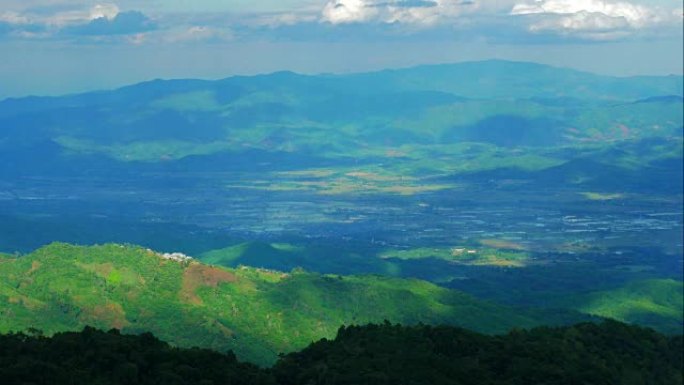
0,60,681,175
0,61,681,365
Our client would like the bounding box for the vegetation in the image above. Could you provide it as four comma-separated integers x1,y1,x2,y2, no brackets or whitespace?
581,192,625,201
378,246,530,267
565,279,684,334
0,243,586,365
1,320,680,385
0,61,681,376
276,320,683,385
0,327,272,385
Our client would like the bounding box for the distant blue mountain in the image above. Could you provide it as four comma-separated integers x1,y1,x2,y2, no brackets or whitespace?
0,60,681,184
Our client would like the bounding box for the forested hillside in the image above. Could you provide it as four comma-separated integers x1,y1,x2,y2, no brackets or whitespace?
1,321,680,385
0,243,587,365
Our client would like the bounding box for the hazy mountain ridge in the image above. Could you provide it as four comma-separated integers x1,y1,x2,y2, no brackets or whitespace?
1,60,681,154
0,60,680,190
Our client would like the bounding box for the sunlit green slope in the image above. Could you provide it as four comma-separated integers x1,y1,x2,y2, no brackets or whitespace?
0,243,585,365
562,279,684,334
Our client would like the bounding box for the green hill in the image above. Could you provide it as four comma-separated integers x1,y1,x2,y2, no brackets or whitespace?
0,243,586,365
562,279,684,334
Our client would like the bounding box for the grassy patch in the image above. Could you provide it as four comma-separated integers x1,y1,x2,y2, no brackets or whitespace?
581,192,625,201
56,137,235,162
379,246,530,267
569,279,684,334
229,169,454,196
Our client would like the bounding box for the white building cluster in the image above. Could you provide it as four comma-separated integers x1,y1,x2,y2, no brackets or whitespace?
161,252,193,262
147,248,193,263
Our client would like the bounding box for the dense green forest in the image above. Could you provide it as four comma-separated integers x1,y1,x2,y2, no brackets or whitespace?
1,321,680,385
276,320,683,385
0,327,272,385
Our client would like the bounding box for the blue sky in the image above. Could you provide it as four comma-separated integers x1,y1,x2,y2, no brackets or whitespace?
1,0,682,98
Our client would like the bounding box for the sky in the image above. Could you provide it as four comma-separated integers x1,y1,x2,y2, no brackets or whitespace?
1,0,682,99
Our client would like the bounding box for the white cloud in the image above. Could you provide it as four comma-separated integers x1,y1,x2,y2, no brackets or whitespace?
1,0,681,44
2,3,121,28
321,0,479,25
50,3,119,26
322,0,378,24
511,0,651,23
511,0,682,37
2,3,122,28
317,0,682,40
529,11,630,31
89,4,120,21
0,11,31,25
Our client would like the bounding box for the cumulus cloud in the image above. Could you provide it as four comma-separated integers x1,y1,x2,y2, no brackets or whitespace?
0,3,156,39
322,0,377,24
321,0,477,25
64,10,156,35
315,0,682,41
89,4,120,21
1,0,681,44
510,0,682,38
511,0,651,23
42,3,121,27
